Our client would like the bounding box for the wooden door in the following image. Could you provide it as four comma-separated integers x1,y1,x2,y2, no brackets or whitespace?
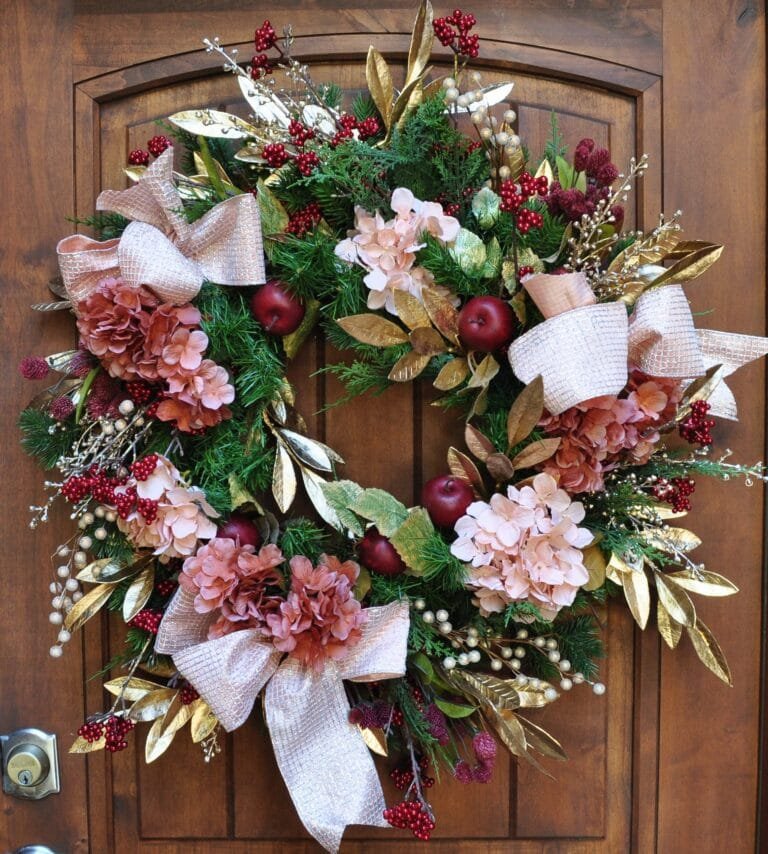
1,1,765,851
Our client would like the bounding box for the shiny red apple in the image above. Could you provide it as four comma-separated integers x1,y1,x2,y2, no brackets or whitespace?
217,513,262,549
357,527,407,576
458,296,516,352
421,475,474,528
250,280,306,336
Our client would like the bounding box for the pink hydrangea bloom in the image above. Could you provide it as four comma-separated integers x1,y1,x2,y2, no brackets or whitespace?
157,359,235,432
264,554,368,670
538,371,681,493
450,473,592,620
334,188,460,315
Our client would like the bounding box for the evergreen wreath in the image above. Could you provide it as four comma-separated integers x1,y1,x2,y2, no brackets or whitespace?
18,3,768,848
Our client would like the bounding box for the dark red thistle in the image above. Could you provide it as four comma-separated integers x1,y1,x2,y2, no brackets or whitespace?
49,396,75,421
20,356,49,380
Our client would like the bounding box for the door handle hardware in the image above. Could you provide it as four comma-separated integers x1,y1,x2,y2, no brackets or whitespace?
1,728,59,800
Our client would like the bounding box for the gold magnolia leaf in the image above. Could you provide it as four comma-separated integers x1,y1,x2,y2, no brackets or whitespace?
677,364,727,416
168,108,259,140
642,526,702,554
388,350,431,382
358,725,389,756
464,424,495,462
280,428,335,472
517,715,567,761
533,158,555,185
145,695,198,763
421,287,460,343
104,676,166,702
129,688,178,722
466,353,500,389
665,569,738,597
69,734,106,754
613,559,650,630
76,557,125,584
485,707,527,758
409,326,447,356
686,619,732,685
44,350,80,372
514,682,558,709
389,77,423,134
450,670,522,711
656,599,683,649
122,565,155,622
433,357,469,390
447,447,485,494
393,290,431,330
140,658,177,679
506,375,545,448
191,702,219,743
366,46,394,129
337,314,409,347
468,384,490,419
273,442,297,513
648,241,724,288
301,467,343,531
511,437,561,470
64,583,114,633
506,147,525,183
654,571,696,627
582,544,607,592
485,452,516,482
405,0,434,87
27,378,82,411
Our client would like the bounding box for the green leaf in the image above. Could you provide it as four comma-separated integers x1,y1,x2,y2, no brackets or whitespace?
349,489,409,537
450,228,487,275
411,651,434,682
320,480,365,536
434,697,478,718
482,237,503,279
574,170,587,193
556,155,575,189
471,187,500,229
389,508,435,574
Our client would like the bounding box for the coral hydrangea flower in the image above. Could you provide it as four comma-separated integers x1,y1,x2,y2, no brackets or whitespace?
264,554,368,670
450,473,592,620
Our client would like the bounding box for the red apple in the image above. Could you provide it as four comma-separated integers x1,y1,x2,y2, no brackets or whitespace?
250,280,306,336
357,527,407,576
217,513,262,549
421,475,474,528
458,296,516,352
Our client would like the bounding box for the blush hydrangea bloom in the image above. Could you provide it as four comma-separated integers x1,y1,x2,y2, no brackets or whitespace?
334,187,460,315
450,473,592,620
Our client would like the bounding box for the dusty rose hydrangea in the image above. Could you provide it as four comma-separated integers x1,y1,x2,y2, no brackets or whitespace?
116,456,218,557
538,371,681,493
334,187,460,315
450,473,592,620
264,554,368,670
179,538,285,638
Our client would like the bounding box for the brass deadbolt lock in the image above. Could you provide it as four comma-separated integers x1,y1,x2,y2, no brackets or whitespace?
1,729,59,799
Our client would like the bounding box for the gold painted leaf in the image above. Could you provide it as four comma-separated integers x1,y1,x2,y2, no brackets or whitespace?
485,707,527,757
686,619,732,685
421,287,460,343
464,424,495,462
64,583,113,632
648,241,724,288
366,46,394,128
657,599,683,649
582,544,607,592
337,314,408,347
388,350,431,382
451,670,522,711
272,443,297,513
122,566,155,622
390,77,423,133
191,702,219,743
511,437,561,470
168,108,259,140
506,375,545,449
104,677,166,702
642,526,702,554
506,147,525,183
485,452,516,482
665,570,738,597
468,384,490,419
620,563,651,630
283,298,320,359
654,571,696,627
45,350,79,372
301,467,343,531
393,290,431,330
433,357,469,390
76,557,125,584
69,734,106,754
405,0,434,87
447,447,485,494
358,725,389,756
228,473,265,514
145,696,197,763
517,715,567,761
389,508,436,575
129,688,178,722
466,353,500,389
409,326,446,356
533,158,555,185
677,364,727,417
31,299,71,312
280,428,335,472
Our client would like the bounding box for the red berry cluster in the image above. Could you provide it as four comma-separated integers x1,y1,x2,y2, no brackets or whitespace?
679,400,715,447
383,799,436,841
433,9,479,57
61,467,128,505
78,716,135,752
127,135,172,167
136,497,159,524
254,20,277,52
390,756,434,791
128,608,163,634
391,707,405,726
499,172,547,233
250,53,274,80
330,113,381,147
285,202,323,237
130,453,159,482
128,149,150,166
652,476,696,513
114,486,137,520
263,142,291,168
295,151,321,177
289,119,316,146
126,381,156,405
517,265,535,281
77,720,105,743
155,578,177,598
180,684,200,705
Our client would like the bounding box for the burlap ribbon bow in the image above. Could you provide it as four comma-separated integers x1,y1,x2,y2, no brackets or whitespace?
509,271,768,417
155,590,410,853
56,148,265,306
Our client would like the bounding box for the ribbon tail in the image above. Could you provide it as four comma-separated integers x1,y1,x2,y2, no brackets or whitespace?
265,660,388,853
696,328,768,420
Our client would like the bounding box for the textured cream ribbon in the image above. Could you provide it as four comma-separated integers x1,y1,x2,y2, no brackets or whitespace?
57,148,265,306
156,590,410,852
509,273,768,417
